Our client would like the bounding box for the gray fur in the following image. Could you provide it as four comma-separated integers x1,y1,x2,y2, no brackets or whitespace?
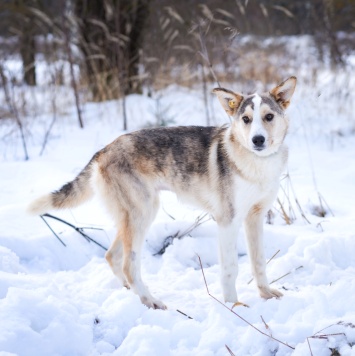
260,95,284,115
238,96,255,116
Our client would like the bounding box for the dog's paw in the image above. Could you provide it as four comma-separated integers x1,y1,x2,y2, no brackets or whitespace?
122,280,130,289
141,296,167,310
232,301,250,309
259,287,283,299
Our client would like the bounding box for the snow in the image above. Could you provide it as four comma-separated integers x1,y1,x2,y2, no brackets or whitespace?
1,41,355,355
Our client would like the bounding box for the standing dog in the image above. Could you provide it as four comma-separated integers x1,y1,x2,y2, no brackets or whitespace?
28,77,297,309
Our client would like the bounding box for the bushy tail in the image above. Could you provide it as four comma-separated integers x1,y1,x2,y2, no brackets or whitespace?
28,153,99,216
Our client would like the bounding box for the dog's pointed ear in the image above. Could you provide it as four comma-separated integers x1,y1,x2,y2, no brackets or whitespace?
212,88,243,116
270,76,297,109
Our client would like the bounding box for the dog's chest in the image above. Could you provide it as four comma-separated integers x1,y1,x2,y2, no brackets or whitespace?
234,176,276,201
232,156,283,215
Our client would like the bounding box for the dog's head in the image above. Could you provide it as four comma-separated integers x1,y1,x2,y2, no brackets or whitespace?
213,77,296,156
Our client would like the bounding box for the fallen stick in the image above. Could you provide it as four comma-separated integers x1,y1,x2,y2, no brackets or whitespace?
176,309,193,319
40,213,108,251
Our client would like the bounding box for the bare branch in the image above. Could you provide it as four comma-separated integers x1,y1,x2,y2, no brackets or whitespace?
197,255,295,350
176,309,193,319
154,213,211,255
40,213,108,251
225,344,236,356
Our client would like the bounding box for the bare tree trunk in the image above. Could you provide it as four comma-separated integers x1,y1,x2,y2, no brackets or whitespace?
322,0,344,67
0,65,29,160
20,24,36,86
66,35,84,129
61,0,84,128
114,1,128,130
124,0,150,95
74,0,151,100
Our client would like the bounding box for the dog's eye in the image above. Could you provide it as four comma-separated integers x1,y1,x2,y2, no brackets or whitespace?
242,116,250,124
265,113,274,121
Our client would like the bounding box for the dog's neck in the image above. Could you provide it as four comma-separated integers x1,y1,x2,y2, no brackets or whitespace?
224,127,288,184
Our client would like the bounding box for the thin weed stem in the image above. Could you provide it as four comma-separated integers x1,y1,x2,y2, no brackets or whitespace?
197,255,295,350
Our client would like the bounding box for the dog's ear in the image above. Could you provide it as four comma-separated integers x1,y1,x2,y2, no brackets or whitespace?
270,76,297,109
212,88,243,116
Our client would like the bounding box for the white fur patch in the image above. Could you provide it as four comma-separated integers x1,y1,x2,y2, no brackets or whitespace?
250,94,267,145
27,194,53,215
252,94,262,119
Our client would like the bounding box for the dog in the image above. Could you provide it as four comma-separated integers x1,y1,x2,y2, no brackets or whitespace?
28,76,297,309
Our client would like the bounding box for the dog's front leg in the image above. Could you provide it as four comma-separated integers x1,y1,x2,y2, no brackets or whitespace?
217,220,241,303
244,206,283,299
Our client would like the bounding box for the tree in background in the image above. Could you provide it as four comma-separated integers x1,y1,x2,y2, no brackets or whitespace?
19,7,37,86
0,0,354,95
0,0,40,86
74,0,150,101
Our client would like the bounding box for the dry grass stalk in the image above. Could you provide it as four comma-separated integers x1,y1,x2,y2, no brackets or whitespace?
0,64,29,160
260,315,271,334
270,265,303,285
194,19,216,80
40,77,58,156
277,173,311,224
301,118,334,219
306,321,355,355
197,255,295,351
225,344,236,356
316,191,334,217
277,198,292,225
307,333,345,356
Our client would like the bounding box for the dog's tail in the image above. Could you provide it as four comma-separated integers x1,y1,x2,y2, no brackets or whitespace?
28,152,101,216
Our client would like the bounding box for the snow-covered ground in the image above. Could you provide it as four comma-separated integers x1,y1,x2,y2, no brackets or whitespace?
1,54,355,355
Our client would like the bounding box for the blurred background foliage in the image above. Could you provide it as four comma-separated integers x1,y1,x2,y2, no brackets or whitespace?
0,0,354,130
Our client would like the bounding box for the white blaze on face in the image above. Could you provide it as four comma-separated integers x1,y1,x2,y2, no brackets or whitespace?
250,94,267,147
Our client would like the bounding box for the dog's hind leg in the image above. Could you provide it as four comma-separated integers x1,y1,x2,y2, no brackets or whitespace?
105,230,130,289
244,203,283,299
120,197,166,309
95,158,165,308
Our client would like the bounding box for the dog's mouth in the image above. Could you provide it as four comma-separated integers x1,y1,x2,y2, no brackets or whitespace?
253,146,265,152
252,145,272,156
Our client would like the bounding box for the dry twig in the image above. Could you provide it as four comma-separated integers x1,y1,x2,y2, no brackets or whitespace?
260,315,271,334
154,213,211,255
0,64,29,160
40,213,107,251
225,344,236,356
176,309,193,319
270,265,303,285
307,333,345,356
277,173,311,224
197,255,294,351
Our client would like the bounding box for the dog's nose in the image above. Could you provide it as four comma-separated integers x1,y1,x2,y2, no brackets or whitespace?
252,135,265,147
